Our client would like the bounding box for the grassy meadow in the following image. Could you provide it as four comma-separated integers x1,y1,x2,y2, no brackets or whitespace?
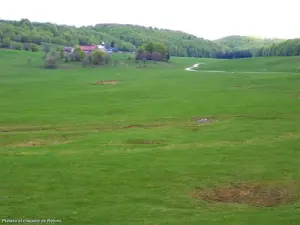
195,56,300,73
1,49,300,225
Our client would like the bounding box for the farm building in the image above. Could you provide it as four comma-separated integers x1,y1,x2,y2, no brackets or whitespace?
63,44,115,54
63,47,74,52
80,45,98,52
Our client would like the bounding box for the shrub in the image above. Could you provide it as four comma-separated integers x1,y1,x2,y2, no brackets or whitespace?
58,47,64,59
23,43,30,51
91,50,105,65
29,43,39,52
11,42,22,50
87,54,93,64
72,48,85,61
44,51,59,69
43,44,50,53
63,56,69,63
152,52,164,61
2,37,11,48
135,42,169,62
44,56,58,69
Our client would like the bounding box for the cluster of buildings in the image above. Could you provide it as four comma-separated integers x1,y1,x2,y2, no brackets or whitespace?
63,44,119,54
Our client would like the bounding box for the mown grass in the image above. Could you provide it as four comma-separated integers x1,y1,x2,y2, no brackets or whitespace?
1,49,300,225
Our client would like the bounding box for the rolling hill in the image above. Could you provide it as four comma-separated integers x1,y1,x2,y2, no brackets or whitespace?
255,38,300,57
1,19,299,58
214,35,285,51
0,19,227,58
94,23,228,57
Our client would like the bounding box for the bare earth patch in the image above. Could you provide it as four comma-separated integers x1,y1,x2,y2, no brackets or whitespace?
192,117,217,124
193,182,299,207
93,80,119,85
13,140,44,147
125,139,165,145
124,124,166,129
8,137,73,148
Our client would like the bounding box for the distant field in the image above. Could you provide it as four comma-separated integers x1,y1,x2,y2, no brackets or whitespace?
1,50,300,225
195,56,300,73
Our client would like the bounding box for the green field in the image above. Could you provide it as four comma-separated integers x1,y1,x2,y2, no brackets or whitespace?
1,50,300,225
195,56,300,73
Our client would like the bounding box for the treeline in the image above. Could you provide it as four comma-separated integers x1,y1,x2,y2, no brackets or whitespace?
1,19,299,59
214,38,300,59
254,39,300,57
136,42,170,61
44,47,111,69
0,19,227,57
0,19,136,52
0,36,39,52
214,35,284,51
215,50,252,59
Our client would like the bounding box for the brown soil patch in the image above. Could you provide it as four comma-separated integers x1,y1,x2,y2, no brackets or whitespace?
124,124,166,129
191,117,218,124
125,139,165,145
193,182,299,207
13,140,44,147
0,123,167,134
8,137,73,148
125,124,144,129
93,80,119,85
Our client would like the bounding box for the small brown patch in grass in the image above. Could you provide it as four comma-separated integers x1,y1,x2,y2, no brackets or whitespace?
9,137,73,148
125,124,143,129
0,151,46,156
193,182,299,207
93,80,119,85
125,139,165,145
191,117,218,125
14,140,43,147
124,124,166,129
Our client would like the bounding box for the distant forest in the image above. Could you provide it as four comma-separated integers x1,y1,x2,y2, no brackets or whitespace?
0,19,299,59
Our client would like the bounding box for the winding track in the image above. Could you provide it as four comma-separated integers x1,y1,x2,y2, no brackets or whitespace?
184,63,203,71
185,63,226,73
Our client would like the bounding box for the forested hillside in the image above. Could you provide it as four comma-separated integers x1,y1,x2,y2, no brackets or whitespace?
0,19,227,57
212,35,300,59
254,38,300,57
94,24,228,57
214,35,284,51
1,19,299,59
0,19,136,52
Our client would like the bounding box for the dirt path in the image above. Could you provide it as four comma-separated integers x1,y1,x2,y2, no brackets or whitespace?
184,63,203,71
185,63,227,72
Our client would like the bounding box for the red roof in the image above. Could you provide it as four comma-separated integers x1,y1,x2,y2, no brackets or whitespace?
80,45,98,51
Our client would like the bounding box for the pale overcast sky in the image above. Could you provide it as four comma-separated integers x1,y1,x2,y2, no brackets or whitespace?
0,0,299,40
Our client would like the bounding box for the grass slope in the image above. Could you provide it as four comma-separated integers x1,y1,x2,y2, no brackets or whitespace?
195,56,300,73
1,50,300,225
